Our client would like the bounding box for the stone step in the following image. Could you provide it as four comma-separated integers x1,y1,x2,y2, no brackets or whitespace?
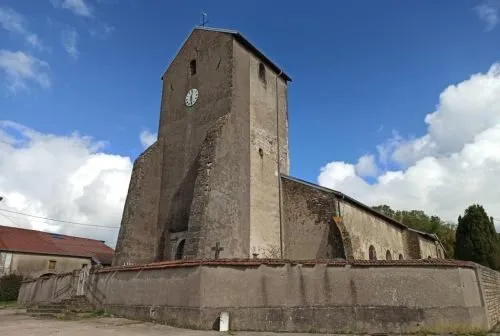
37,303,65,309
27,308,64,314
28,312,65,318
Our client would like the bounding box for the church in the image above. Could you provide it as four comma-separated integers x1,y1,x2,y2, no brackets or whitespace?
113,27,444,266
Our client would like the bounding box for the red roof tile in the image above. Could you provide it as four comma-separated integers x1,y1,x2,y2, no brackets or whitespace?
0,225,114,265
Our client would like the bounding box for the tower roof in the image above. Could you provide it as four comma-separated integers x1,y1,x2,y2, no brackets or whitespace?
194,26,292,82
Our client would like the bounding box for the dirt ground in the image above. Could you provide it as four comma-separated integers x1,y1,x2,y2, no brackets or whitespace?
0,308,224,336
0,308,326,336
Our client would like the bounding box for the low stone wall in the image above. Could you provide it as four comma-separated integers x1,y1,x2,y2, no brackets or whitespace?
18,271,75,306
17,259,500,333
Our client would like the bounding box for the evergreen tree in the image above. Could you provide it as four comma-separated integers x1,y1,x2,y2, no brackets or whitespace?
454,204,499,270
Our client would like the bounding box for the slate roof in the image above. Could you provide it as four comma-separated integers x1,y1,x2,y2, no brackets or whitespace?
0,225,114,265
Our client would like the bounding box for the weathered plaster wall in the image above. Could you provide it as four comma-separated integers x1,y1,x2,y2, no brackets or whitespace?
281,177,350,259
341,200,406,260
10,253,90,278
419,235,442,259
113,140,163,266
248,47,289,259
18,260,496,333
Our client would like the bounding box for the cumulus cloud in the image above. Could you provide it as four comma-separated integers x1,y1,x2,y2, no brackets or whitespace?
51,0,93,17
355,154,378,177
0,121,133,247
139,130,157,149
0,50,50,91
475,0,500,31
318,63,500,228
61,27,78,59
0,7,45,51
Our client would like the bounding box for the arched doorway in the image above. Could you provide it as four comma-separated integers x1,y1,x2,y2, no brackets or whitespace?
175,239,186,260
369,245,377,260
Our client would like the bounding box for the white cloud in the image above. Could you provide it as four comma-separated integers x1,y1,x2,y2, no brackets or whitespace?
0,121,133,247
51,0,93,17
61,27,78,59
355,154,378,177
0,50,50,91
318,63,500,228
0,7,45,51
139,130,157,149
475,1,500,31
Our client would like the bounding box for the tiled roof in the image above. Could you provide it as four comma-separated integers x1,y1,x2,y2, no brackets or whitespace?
0,225,114,265
99,258,476,273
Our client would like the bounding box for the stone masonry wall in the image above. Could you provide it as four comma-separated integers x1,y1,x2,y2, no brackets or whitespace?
247,43,289,258
281,177,351,259
113,140,163,266
477,264,500,327
155,29,240,260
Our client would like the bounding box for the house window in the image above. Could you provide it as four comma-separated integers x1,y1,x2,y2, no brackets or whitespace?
368,245,377,260
258,62,266,83
190,59,197,76
48,260,56,270
386,250,392,260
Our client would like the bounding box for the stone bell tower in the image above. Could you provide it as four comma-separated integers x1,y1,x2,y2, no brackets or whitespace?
113,27,291,266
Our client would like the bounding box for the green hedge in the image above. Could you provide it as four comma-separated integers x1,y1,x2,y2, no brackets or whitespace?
0,274,24,301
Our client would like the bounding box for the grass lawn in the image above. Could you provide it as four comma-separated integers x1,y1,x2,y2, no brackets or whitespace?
0,301,17,309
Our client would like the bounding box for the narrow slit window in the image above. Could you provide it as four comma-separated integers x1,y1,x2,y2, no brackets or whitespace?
258,62,266,83
190,60,197,76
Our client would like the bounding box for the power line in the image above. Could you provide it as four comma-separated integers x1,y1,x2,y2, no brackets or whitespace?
0,208,120,229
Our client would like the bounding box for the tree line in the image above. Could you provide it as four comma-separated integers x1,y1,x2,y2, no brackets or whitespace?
372,204,499,270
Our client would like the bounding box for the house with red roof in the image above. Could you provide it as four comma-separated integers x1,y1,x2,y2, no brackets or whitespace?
0,225,114,278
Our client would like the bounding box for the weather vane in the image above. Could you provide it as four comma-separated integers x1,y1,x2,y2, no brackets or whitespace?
201,12,209,27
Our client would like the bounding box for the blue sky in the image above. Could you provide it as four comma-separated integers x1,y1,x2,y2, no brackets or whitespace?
2,0,500,239
1,0,497,181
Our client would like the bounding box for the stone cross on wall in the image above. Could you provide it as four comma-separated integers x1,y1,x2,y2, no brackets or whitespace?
211,242,224,259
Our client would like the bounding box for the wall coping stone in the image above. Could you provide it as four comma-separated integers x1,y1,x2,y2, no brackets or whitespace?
99,258,478,273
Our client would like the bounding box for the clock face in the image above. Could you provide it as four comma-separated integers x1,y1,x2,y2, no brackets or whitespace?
185,88,199,107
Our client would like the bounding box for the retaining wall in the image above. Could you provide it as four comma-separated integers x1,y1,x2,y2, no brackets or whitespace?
17,259,500,333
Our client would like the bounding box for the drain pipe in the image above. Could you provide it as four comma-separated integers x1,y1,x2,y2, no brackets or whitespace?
276,70,283,259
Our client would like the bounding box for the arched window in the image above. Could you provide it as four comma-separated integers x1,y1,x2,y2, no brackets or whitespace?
386,250,392,260
175,239,186,260
190,60,197,76
398,254,404,260
369,245,377,260
258,62,266,83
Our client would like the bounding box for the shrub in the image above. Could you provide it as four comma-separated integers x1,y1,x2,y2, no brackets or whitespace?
0,273,24,301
